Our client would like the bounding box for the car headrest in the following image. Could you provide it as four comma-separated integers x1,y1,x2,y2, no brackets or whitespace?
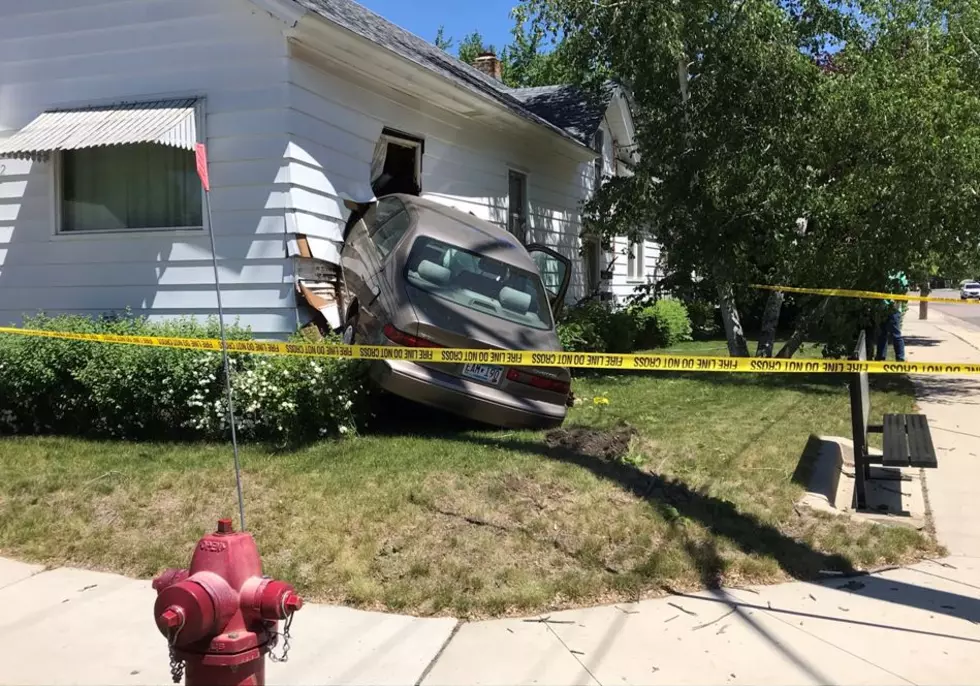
418,260,451,286
499,287,532,315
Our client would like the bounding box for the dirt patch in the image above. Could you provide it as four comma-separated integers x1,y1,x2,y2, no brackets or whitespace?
545,425,636,462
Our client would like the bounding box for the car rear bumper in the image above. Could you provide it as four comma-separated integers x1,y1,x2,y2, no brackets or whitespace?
370,360,567,430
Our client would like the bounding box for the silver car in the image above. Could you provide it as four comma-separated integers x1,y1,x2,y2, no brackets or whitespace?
961,281,980,300
339,194,573,429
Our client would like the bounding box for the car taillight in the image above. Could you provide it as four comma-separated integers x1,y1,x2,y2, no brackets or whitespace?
506,368,570,395
383,324,444,348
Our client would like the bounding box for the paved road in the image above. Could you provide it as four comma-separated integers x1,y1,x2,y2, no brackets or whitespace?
924,289,980,331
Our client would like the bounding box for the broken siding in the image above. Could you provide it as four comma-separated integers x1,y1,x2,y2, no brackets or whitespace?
0,0,296,338
284,48,595,314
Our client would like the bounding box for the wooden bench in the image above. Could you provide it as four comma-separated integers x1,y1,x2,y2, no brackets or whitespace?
848,330,938,509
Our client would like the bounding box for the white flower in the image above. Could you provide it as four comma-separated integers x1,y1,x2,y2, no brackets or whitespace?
338,425,349,434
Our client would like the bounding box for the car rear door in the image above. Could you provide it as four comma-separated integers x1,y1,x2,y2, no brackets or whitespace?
341,197,410,338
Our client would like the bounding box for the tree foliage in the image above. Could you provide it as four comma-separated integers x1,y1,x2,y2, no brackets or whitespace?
518,0,980,355
433,25,454,52
432,11,576,88
456,30,495,66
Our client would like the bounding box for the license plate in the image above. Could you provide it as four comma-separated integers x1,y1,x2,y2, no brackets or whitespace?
461,363,504,385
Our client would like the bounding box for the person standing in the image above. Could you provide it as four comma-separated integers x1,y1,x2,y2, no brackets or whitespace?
876,271,909,362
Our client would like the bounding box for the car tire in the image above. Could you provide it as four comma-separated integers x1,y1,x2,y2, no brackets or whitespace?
342,311,358,345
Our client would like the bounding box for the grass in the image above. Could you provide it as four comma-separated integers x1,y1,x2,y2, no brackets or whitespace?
0,353,940,618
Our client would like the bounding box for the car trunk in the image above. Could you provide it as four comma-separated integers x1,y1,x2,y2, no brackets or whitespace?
401,288,570,405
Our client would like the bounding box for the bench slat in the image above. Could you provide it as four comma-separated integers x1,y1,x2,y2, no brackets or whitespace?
906,414,938,468
882,414,911,466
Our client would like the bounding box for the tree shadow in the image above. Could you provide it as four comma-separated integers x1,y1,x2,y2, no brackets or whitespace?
440,428,856,580
441,427,980,631
910,375,980,407
904,335,943,348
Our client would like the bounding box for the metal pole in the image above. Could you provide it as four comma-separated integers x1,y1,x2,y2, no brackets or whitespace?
202,187,247,533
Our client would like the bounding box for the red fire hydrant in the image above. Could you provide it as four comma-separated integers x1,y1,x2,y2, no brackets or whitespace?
152,518,302,686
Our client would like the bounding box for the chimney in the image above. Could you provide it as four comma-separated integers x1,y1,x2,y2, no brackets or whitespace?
472,51,502,81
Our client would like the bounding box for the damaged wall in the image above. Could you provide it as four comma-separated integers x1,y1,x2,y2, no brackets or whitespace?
283,43,596,329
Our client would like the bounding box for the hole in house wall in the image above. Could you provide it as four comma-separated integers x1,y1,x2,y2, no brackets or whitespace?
371,129,423,198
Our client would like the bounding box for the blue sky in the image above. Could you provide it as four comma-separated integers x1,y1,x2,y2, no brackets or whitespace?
356,0,519,55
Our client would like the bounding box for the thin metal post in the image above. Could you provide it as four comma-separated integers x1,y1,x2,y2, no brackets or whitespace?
203,188,247,533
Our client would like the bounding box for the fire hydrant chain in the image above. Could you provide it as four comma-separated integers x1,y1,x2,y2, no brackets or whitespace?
268,610,294,664
167,623,185,684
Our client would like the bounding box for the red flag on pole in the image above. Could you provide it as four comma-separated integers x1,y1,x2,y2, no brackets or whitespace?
195,143,211,192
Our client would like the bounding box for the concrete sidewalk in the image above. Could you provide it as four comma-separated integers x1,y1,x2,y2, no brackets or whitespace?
4,554,980,685
4,310,980,685
903,309,980,556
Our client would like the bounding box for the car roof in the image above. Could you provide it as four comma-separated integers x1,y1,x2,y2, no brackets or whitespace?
389,194,537,270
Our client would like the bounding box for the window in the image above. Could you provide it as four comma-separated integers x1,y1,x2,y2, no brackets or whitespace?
508,170,528,243
584,237,602,293
369,198,412,257
404,235,553,330
627,241,644,280
59,143,202,232
371,129,423,197
593,128,605,190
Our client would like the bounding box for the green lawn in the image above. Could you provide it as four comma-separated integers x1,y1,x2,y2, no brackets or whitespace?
0,362,938,618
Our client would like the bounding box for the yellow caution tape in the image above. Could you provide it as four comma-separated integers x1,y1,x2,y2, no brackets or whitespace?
753,284,979,305
0,326,977,375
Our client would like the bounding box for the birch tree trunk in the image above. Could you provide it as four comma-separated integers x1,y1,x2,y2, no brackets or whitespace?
775,297,830,358
755,291,784,357
717,282,750,357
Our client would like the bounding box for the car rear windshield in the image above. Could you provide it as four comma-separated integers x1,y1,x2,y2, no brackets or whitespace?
404,236,554,330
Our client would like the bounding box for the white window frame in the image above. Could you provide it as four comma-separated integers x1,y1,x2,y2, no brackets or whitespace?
593,128,605,192
377,128,424,192
584,236,603,293
627,240,645,281
50,98,207,238
507,167,529,243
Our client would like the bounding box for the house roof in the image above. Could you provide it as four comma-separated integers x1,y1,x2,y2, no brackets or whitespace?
509,84,615,145
292,0,611,148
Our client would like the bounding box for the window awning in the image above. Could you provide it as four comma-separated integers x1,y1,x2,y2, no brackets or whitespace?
0,98,198,160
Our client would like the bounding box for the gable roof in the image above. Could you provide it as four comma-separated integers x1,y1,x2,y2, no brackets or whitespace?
509,84,615,145
291,0,613,147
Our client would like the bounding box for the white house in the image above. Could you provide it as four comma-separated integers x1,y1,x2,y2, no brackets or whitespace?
0,0,659,339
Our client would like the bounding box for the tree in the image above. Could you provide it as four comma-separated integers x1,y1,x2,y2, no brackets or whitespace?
433,25,453,52
500,6,576,87
457,30,495,66
519,0,980,357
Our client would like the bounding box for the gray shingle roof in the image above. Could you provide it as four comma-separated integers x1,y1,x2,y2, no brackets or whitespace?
509,84,614,145
293,0,602,148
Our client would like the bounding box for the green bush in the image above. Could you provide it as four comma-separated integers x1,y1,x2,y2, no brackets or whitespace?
558,300,637,353
0,313,368,443
634,299,693,348
685,300,721,339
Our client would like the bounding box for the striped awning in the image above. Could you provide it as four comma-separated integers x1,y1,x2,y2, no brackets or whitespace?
0,99,198,160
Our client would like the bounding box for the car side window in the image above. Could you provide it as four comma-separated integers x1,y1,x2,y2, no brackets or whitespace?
370,198,412,258
367,197,403,234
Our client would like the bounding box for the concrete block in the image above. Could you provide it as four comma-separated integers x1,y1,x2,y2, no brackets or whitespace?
726,568,980,685
0,573,170,685
423,616,598,686
0,557,43,590
268,606,457,686
540,594,896,685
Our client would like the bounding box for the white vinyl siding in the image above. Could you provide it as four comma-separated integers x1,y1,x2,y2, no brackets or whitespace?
284,49,594,304
0,0,294,338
